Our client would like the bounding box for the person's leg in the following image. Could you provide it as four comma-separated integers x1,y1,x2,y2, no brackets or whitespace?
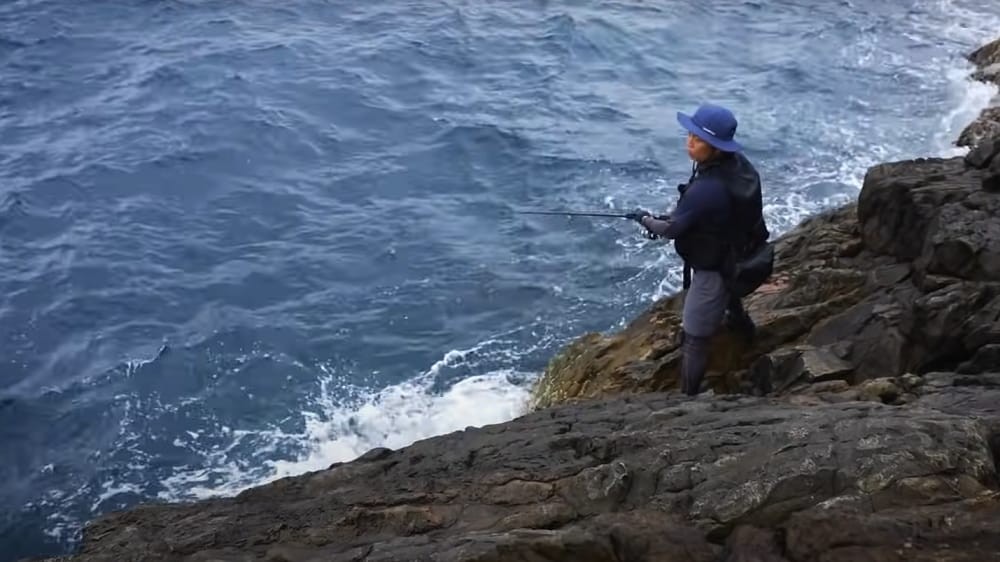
681,332,712,396
681,270,728,396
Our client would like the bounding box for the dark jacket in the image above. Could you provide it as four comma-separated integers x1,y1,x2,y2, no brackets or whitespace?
643,152,768,271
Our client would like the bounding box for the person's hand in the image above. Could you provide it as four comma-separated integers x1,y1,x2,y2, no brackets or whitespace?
624,208,651,224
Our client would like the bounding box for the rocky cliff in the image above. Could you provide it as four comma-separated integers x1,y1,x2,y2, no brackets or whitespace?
530,37,1000,408
36,38,1000,562
39,383,1000,562
530,144,1000,409
959,36,1000,147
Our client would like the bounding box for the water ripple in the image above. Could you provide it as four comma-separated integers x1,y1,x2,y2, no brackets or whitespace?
1,0,998,559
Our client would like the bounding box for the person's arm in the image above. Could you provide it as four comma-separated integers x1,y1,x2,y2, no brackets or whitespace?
639,215,674,237
641,178,729,239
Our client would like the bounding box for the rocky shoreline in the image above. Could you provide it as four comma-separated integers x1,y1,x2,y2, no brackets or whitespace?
960,37,1000,147
35,38,1000,562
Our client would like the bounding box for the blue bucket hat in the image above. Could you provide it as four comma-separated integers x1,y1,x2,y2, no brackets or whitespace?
677,103,743,152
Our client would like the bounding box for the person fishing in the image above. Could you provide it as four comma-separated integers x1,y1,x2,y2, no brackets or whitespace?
628,103,771,396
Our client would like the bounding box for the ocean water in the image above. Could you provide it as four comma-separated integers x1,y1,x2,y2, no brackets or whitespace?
0,0,997,559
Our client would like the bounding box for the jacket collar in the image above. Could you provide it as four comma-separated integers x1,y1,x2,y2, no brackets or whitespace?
694,151,736,175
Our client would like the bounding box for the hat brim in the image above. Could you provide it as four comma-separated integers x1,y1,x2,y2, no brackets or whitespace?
677,111,743,152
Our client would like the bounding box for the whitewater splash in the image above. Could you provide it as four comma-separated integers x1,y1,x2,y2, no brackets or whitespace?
158,338,535,502
935,66,998,155
267,368,530,479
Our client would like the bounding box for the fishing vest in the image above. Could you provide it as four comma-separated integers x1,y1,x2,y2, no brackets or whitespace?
673,152,769,273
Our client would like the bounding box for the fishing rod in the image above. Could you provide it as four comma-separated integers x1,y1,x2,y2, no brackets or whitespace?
514,210,635,219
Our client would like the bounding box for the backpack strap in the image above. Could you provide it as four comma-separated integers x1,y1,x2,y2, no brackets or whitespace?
680,162,698,291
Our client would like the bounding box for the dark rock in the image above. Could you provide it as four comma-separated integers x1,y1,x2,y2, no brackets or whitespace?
724,526,788,562
749,347,803,394
783,493,1000,562
958,107,1000,149
970,38,1000,65
355,446,393,462
858,157,983,263
963,294,1000,351
858,158,1000,283
750,345,854,394
916,372,1000,433
867,263,911,288
964,135,1000,168
918,205,1000,281
910,282,1000,367
969,36,1000,81
44,387,1000,561
361,511,722,562
986,155,1000,191
959,38,1000,150
958,344,1000,374
806,284,916,380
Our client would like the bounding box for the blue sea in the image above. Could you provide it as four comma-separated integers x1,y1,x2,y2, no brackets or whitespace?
1,0,997,559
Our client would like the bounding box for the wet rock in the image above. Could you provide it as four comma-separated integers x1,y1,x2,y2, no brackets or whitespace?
969,36,1000,86
958,107,1000,149
45,389,1000,562
970,37,1000,66
965,135,1000,168
958,36,1000,149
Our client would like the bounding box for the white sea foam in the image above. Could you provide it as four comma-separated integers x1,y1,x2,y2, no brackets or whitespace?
934,66,998,156
30,346,528,543
265,370,530,479
157,341,534,501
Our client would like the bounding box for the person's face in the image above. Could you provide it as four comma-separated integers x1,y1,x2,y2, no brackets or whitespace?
686,132,718,163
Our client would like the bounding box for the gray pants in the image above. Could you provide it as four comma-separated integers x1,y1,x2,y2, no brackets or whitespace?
682,269,729,338
681,269,751,395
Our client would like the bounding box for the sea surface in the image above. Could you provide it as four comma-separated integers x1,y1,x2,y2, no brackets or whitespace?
1,0,998,559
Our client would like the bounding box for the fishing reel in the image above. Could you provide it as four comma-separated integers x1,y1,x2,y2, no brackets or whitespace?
639,213,670,240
